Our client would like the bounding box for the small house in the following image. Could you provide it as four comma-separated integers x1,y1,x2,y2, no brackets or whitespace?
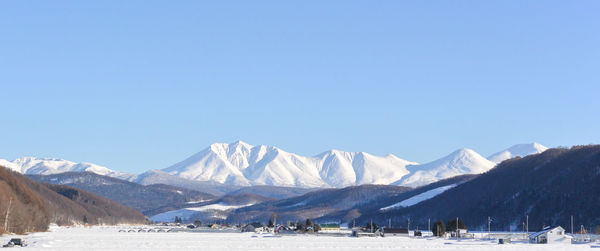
352,229,382,237
241,224,255,232
447,228,470,238
382,228,409,237
529,226,571,244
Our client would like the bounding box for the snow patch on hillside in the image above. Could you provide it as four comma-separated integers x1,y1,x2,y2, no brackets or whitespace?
149,203,253,222
380,184,457,211
0,159,21,172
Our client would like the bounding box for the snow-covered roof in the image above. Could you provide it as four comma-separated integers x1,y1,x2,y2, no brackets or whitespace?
529,226,564,239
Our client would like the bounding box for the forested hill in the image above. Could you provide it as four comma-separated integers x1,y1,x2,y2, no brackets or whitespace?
358,145,600,231
0,166,146,234
0,165,48,234
29,172,216,216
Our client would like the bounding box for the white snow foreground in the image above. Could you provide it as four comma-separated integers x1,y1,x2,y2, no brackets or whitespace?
6,226,588,251
380,184,457,211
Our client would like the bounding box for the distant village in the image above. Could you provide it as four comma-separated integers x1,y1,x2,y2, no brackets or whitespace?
112,216,600,246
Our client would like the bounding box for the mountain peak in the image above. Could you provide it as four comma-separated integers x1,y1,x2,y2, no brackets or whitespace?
452,148,477,155
488,142,548,164
393,148,494,188
230,140,252,147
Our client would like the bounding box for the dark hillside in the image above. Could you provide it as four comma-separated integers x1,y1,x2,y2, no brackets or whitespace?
317,175,476,223
226,186,317,199
45,184,147,225
227,184,413,223
359,145,600,231
1,166,146,234
0,167,48,234
29,172,215,215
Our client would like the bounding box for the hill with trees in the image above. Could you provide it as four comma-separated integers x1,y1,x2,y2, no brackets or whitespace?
28,172,216,215
227,184,413,223
0,166,146,234
357,145,600,232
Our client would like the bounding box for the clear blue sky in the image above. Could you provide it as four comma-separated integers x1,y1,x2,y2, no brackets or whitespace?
1,1,598,173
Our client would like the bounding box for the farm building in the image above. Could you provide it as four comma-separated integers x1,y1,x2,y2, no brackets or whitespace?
319,224,341,231
242,223,264,232
382,228,408,237
529,226,571,244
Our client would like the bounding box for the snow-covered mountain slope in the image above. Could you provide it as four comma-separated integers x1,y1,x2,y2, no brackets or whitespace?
392,148,495,188
488,143,548,164
315,150,415,187
380,184,457,211
163,141,417,188
0,158,21,172
2,141,551,190
150,193,272,222
131,169,240,196
1,157,134,179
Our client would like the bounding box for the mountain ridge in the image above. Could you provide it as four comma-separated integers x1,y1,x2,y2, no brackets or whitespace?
392,148,495,188
488,142,548,164
2,141,549,189
163,141,418,188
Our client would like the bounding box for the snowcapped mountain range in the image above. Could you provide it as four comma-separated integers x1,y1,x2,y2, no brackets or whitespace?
0,157,134,180
163,141,417,188
0,141,548,189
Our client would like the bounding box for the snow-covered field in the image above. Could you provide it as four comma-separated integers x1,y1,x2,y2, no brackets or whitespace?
2,226,596,251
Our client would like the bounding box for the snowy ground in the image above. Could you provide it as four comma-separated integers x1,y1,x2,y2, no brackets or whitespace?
1,226,597,251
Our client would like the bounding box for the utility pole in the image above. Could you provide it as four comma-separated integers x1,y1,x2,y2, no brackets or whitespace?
389,219,391,229
407,218,410,235
456,217,459,239
526,215,529,234
428,218,430,233
370,219,373,233
571,215,573,234
488,216,491,236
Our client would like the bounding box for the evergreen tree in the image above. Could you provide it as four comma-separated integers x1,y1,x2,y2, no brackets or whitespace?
306,218,313,227
174,216,182,224
365,222,379,232
432,220,446,236
446,218,466,232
